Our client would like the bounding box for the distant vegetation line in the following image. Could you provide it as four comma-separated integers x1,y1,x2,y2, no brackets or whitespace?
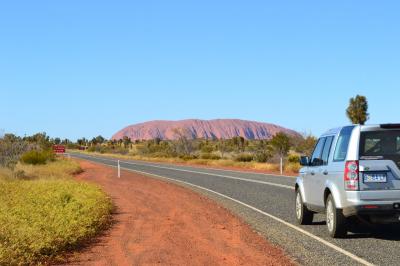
71,130,317,174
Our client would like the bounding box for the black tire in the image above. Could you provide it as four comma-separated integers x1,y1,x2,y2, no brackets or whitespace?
295,189,314,225
326,194,347,238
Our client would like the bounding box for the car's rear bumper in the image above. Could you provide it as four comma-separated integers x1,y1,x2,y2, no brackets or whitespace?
343,204,400,218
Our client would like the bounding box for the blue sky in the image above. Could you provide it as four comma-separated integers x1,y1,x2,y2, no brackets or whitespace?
1,1,399,140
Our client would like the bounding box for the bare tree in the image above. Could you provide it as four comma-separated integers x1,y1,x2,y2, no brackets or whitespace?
172,128,194,156
270,133,291,175
0,134,30,169
217,139,230,159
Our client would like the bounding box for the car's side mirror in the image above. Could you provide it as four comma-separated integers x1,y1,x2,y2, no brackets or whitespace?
300,156,310,166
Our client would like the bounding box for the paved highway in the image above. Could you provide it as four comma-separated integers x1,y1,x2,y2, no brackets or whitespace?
71,153,400,266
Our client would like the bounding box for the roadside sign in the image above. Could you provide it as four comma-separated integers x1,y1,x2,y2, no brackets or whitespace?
53,145,66,154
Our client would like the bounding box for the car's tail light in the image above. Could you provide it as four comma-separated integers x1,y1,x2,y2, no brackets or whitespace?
344,160,359,191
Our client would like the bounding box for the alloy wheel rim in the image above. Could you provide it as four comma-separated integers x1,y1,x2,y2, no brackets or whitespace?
326,200,334,232
296,192,302,219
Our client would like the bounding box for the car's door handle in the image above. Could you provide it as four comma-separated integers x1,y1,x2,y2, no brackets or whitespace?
323,170,328,175
310,171,315,175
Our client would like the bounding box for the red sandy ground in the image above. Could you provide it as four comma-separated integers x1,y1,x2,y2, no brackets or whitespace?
69,160,295,266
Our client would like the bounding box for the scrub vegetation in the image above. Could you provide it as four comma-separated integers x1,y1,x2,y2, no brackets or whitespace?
0,133,112,265
74,131,317,175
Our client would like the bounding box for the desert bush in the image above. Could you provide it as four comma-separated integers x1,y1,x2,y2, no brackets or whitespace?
0,180,112,265
16,158,83,179
270,133,291,159
288,154,300,164
0,134,30,169
20,150,55,165
22,132,52,149
106,147,128,155
0,159,112,264
234,153,254,162
87,145,109,154
87,145,129,155
293,134,317,156
179,154,198,161
87,146,97,152
172,128,195,156
200,153,221,160
199,141,215,153
254,151,272,163
150,151,173,158
285,162,301,173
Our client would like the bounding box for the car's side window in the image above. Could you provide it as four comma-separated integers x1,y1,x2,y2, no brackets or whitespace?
333,126,354,161
321,136,334,165
310,137,326,166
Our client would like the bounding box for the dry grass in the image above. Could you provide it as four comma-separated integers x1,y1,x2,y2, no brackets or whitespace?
15,157,83,180
0,167,13,181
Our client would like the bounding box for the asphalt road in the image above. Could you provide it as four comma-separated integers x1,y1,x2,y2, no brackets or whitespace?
71,153,400,266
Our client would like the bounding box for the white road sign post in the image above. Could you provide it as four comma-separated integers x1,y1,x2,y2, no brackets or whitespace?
118,160,121,178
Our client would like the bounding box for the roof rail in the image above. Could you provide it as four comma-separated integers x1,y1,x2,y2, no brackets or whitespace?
380,124,400,129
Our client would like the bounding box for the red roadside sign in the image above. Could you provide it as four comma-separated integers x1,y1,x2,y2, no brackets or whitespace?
53,145,66,154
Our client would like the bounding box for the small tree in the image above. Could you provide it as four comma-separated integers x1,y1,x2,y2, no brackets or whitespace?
77,138,86,146
122,136,132,149
95,135,106,144
295,133,317,157
270,133,291,174
254,140,273,163
0,134,30,169
232,136,245,152
172,128,194,156
346,95,369,125
217,139,232,159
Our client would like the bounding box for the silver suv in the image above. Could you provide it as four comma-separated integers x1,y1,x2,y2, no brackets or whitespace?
295,124,400,238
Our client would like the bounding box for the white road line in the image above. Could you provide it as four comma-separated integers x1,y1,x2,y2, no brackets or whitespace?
80,154,294,190
79,156,373,266
187,165,296,179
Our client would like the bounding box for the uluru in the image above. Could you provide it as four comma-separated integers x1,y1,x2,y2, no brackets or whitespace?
112,119,300,141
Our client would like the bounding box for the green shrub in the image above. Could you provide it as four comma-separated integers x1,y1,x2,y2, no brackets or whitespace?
110,147,129,155
179,155,198,161
234,153,254,162
87,146,96,152
285,162,301,173
200,145,214,153
200,153,221,160
20,150,55,165
0,179,112,265
254,152,272,163
151,151,173,158
288,154,300,164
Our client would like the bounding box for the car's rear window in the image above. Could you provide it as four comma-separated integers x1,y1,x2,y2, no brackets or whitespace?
359,130,400,158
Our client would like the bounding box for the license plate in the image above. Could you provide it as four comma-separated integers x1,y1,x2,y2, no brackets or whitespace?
363,173,387,183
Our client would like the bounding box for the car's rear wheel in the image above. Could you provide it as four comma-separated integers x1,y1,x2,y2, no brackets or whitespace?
295,189,313,225
326,194,347,238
